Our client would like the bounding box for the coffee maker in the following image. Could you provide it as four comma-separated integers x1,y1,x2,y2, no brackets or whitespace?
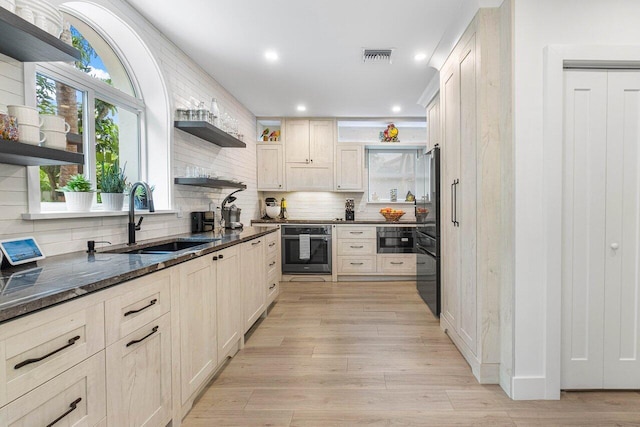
345,198,355,221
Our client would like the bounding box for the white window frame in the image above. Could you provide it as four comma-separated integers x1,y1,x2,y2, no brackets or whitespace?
366,148,419,203
25,59,146,213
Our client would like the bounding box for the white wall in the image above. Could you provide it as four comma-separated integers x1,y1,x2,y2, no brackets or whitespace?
0,0,258,255
512,0,640,399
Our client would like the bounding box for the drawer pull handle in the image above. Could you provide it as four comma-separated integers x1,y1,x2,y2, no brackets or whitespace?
390,262,404,265
124,299,157,317
252,240,261,246
269,283,277,290
350,245,364,249
126,326,159,347
14,335,81,369
46,397,82,427
269,242,276,247
269,261,276,267
350,231,364,234
350,262,364,265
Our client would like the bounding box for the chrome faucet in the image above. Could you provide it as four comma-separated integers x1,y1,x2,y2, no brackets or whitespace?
128,181,155,245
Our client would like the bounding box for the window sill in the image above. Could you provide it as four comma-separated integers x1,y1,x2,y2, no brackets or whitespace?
21,209,178,221
366,201,416,205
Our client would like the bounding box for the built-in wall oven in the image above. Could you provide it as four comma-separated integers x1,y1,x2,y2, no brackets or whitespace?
281,225,332,274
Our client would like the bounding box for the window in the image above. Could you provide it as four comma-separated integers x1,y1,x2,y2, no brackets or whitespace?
367,149,418,202
34,14,143,211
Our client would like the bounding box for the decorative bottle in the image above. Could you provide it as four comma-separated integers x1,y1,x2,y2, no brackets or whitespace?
211,98,221,128
279,197,288,220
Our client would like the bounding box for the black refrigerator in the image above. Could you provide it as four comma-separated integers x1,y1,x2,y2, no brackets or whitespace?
415,145,440,317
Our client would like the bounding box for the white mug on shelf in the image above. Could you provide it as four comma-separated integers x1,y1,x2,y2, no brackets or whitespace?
0,0,17,13
42,130,67,150
19,124,46,145
8,105,41,126
16,5,34,23
40,114,70,133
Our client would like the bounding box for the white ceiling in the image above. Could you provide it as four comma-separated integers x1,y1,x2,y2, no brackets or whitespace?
125,0,477,118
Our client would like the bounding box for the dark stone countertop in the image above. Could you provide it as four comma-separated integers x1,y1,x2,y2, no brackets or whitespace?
0,226,276,324
252,219,419,225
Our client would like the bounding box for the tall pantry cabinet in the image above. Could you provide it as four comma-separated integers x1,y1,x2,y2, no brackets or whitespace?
439,8,503,383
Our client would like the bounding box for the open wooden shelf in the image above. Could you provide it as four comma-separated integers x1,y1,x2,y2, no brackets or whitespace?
174,121,246,148
0,8,81,62
0,141,84,166
174,177,247,189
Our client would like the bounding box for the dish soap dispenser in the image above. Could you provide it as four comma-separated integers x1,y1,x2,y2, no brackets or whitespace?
279,197,288,220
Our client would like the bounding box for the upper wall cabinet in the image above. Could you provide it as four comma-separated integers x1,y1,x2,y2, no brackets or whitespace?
257,144,285,191
0,8,81,62
426,95,440,151
335,145,364,191
285,119,334,191
285,119,334,165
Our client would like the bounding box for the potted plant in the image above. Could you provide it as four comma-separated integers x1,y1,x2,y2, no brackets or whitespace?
100,161,127,211
58,174,94,212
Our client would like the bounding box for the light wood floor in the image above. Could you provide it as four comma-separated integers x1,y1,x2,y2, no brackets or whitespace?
183,281,640,426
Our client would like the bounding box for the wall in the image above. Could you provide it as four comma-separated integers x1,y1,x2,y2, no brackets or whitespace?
260,191,417,222
512,0,640,399
0,0,258,256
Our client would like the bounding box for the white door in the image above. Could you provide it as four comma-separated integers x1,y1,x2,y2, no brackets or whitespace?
562,70,640,389
603,71,640,388
257,144,284,190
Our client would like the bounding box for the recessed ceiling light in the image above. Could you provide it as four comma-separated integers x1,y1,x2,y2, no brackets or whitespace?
414,52,427,61
296,105,307,112
265,50,279,61
392,105,401,113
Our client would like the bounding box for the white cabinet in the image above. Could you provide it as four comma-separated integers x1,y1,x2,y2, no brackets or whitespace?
427,94,440,151
257,144,285,191
309,120,335,164
265,229,281,306
242,238,266,333
0,352,106,427
216,245,242,364
0,300,105,407
106,314,172,427
284,119,310,163
439,8,502,384
285,119,334,191
177,256,217,405
335,145,364,191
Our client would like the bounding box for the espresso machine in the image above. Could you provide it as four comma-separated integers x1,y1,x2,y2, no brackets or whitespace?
221,189,244,229
345,198,355,221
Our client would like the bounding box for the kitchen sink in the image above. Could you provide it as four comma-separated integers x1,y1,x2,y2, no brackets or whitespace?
106,238,221,255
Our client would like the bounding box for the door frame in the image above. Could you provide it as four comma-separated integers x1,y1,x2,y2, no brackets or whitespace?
542,45,640,399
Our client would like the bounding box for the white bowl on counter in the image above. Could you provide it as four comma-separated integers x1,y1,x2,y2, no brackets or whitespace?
266,205,281,219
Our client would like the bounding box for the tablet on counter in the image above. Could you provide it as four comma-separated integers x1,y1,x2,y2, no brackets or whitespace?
0,237,45,266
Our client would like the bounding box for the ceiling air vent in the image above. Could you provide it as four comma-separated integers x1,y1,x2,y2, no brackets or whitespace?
362,49,393,64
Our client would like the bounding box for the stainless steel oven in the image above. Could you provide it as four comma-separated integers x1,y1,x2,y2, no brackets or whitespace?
376,227,416,253
281,225,332,274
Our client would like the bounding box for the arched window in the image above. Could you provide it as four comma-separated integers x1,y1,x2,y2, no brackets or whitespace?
35,12,143,210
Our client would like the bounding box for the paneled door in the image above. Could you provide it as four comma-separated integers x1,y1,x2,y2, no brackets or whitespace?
562,70,640,389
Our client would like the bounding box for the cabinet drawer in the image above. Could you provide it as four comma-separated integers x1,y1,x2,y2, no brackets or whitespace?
0,351,106,427
337,256,377,274
266,253,279,278
1,303,105,406
337,239,376,256
337,226,376,240
377,254,417,274
266,279,279,305
266,231,279,255
104,270,171,346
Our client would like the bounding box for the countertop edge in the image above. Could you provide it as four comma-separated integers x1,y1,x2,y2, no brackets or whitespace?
0,227,277,324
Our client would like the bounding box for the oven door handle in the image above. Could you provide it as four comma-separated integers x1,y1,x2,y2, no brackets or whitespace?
283,235,330,240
